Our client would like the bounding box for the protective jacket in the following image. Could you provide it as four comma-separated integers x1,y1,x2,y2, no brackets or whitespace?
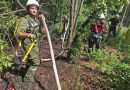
93,19,106,33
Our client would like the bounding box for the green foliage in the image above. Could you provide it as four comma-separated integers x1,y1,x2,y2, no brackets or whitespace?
104,63,130,90
98,52,119,73
0,40,12,72
89,50,105,62
90,30,130,89
61,0,71,16
90,48,130,89
83,0,129,19
0,0,14,72
0,1,16,39
50,22,63,38
125,28,130,44
106,0,129,15
106,27,130,64
70,34,84,56
69,6,94,57
70,26,91,57
76,15,86,28
43,0,70,23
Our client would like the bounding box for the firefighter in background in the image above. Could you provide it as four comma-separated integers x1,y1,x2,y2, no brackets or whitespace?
88,13,107,52
61,15,70,40
108,15,119,37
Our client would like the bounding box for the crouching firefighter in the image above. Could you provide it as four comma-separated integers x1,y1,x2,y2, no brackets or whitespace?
13,0,46,83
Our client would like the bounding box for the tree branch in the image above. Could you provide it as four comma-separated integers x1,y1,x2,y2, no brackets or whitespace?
16,0,25,9
0,9,25,16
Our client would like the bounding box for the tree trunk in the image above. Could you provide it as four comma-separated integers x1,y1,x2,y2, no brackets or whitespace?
67,0,84,59
121,5,128,25
68,0,84,48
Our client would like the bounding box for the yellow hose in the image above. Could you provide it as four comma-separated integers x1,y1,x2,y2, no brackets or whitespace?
14,18,22,47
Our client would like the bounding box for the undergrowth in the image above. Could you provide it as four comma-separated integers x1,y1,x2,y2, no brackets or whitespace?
0,40,12,72
88,28,130,90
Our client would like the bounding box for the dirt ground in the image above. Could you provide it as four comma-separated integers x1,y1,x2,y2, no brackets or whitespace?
36,39,105,90
0,39,106,90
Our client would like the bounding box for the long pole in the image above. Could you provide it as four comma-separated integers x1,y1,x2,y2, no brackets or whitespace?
43,20,62,90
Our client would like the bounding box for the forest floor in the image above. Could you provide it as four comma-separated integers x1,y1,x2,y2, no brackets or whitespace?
0,39,109,90
37,39,105,90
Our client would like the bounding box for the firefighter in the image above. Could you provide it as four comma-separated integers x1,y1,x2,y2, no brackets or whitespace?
16,0,46,88
109,15,119,37
88,13,107,51
61,15,70,40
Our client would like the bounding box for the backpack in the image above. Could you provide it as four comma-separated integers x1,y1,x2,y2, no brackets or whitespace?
7,17,22,47
11,16,36,47
11,16,39,70
9,17,24,47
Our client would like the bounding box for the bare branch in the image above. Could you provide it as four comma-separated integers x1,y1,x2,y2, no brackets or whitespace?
16,0,25,9
0,9,25,16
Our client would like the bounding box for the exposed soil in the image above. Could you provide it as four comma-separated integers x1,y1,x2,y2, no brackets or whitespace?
0,38,106,90
35,39,106,90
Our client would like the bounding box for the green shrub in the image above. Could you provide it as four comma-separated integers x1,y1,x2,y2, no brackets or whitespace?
0,40,12,72
88,38,130,89
105,63,130,90
49,22,63,39
89,50,105,62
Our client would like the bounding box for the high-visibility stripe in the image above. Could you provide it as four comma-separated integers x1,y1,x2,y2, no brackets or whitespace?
14,19,20,36
14,18,22,47
17,39,22,47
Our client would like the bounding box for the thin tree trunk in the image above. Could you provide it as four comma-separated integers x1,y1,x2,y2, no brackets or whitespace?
74,0,84,25
126,16,130,26
68,0,75,48
121,5,128,25
67,0,84,59
68,0,84,47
